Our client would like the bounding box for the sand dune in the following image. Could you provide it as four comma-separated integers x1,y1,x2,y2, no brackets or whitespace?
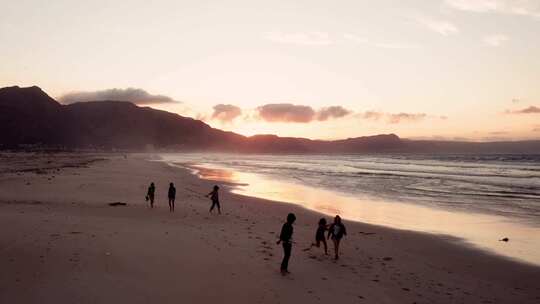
1,153,539,303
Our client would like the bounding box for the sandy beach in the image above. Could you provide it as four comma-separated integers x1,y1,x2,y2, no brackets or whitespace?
1,153,539,304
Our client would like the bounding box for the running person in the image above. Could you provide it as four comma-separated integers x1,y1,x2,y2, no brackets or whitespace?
309,218,328,254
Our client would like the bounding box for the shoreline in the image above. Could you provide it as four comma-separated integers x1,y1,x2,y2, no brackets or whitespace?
1,152,540,303
162,157,540,266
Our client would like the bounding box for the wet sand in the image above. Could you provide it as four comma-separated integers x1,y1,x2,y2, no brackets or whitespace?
1,152,539,303
180,162,540,266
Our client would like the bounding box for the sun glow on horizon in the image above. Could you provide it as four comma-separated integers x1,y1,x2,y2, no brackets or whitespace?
1,0,539,141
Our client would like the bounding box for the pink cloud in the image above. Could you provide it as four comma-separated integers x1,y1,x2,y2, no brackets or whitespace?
211,104,242,123
507,106,540,114
316,106,352,121
256,103,316,123
387,113,427,124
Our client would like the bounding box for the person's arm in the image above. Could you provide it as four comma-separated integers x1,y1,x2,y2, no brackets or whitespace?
327,224,333,240
277,224,287,244
277,225,284,244
343,224,347,236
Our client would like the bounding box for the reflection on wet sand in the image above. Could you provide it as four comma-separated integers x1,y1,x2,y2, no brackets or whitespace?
187,164,235,182
186,163,540,266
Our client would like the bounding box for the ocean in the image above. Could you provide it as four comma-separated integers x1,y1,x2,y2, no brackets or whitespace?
157,153,540,265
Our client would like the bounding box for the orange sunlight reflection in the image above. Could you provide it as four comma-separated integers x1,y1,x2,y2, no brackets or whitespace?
188,164,540,266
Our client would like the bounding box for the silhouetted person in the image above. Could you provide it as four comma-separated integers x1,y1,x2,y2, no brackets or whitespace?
277,213,296,275
146,182,155,208
168,182,176,212
328,215,347,260
206,185,221,214
308,218,328,255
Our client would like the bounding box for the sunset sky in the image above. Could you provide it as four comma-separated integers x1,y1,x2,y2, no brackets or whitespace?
1,0,540,140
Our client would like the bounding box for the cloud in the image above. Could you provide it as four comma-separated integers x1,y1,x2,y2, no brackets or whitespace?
356,111,437,124
358,111,384,121
343,33,420,49
253,106,432,124
507,106,540,114
263,31,332,46
483,34,509,47
387,113,427,124
210,104,242,123
316,106,352,121
415,16,459,36
255,103,352,123
445,0,540,17
58,88,179,105
256,103,316,123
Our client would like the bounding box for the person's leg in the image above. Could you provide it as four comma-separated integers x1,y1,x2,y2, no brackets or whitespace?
332,239,339,259
216,200,221,214
322,239,328,255
281,243,292,273
172,198,175,212
209,200,215,213
335,239,341,259
150,196,154,208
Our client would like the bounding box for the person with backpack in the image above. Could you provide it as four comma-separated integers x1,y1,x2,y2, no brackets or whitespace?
168,182,176,212
328,215,347,260
276,213,296,275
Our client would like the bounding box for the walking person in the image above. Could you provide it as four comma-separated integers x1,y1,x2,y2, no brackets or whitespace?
276,213,296,275
168,182,176,212
206,185,221,214
146,182,155,208
328,215,347,260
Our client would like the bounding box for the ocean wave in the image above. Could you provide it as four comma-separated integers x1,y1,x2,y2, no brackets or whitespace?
160,153,540,221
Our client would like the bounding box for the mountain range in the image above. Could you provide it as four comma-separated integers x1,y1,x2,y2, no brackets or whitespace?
1,85,539,154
